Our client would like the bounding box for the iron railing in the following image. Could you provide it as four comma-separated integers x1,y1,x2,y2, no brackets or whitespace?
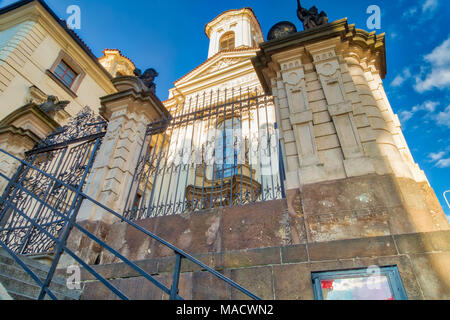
0,107,107,255
0,148,261,300
124,87,286,221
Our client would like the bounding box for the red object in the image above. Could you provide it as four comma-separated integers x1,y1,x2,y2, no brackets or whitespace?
321,280,334,290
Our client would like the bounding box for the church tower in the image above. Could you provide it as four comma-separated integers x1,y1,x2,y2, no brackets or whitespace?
165,8,265,108
205,8,264,58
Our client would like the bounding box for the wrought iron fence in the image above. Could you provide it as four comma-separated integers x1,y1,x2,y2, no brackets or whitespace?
0,107,107,255
124,87,286,220
0,147,261,300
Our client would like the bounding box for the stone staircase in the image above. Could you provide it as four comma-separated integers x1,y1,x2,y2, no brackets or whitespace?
0,249,81,300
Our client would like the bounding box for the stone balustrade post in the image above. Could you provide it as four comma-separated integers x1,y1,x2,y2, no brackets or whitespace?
68,76,169,264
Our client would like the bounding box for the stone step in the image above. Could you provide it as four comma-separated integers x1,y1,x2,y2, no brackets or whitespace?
0,248,81,300
0,262,77,297
0,273,78,300
0,250,70,285
7,289,35,301
0,249,50,274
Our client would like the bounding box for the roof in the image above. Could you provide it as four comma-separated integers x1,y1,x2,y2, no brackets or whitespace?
173,47,259,85
0,0,112,80
100,49,136,69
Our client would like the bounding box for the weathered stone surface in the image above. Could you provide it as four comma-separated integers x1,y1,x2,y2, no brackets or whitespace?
230,266,274,300
308,236,397,261
306,209,390,242
273,264,314,300
394,231,450,255
192,270,232,300
222,200,288,251
408,252,450,300
0,282,12,300
223,247,281,269
281,245,308,264
80,259,158,281
301,174,401,216
81,279,117,300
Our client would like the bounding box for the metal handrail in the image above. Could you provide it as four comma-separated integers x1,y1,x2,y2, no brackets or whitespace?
0,147,261,301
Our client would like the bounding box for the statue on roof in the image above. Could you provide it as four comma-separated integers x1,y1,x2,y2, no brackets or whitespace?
134,68,159,94
297,0,328,30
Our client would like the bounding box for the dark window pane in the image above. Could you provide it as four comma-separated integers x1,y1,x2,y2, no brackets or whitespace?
54,60,77,88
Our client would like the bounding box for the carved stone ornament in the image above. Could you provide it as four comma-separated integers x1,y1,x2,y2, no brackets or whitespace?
38,96,70,119
134,68,159,94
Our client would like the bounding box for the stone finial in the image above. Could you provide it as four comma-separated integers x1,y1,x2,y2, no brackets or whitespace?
297,0,328,30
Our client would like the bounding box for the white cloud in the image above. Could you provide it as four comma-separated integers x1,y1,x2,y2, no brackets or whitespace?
436,158,450,168
433,105,450,128
428,152,446,162
391,68,411,87
400,101,440,124
402,0,439,22
399,111,414,123
422,0,439,13
403,7,418,18
412,101,439,113
415,36,450,93
428,150,450,168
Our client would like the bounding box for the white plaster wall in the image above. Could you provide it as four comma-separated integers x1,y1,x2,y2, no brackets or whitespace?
0,20,110,122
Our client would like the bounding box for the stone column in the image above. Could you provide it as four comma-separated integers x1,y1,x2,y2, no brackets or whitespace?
70,76,169,264
272,48,325,187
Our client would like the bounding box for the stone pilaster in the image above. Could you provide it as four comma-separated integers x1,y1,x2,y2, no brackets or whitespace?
272,48,325,187
76,77,169,224
67,76,168,265
306,41,375,178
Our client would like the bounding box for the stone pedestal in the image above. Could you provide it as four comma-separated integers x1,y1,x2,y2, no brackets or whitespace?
252,19,449,234
69,76,169,264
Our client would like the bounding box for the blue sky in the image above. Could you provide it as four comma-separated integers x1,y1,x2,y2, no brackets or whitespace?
1,0,449,219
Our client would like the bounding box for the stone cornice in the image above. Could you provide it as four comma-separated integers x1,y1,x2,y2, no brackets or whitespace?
0,102,60,131
0,124,40,144
252,18,387,94
100,77,169,122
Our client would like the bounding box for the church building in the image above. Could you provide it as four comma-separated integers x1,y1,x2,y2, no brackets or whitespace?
0,0,448,301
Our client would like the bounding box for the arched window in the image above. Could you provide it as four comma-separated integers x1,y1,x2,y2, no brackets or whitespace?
219,32,235,51
215,118,241,179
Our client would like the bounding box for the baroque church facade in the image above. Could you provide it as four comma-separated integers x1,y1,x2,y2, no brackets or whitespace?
0,0,448,300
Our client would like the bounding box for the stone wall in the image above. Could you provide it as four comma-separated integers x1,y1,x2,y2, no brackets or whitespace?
78,224,450,300
70,173,449,300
